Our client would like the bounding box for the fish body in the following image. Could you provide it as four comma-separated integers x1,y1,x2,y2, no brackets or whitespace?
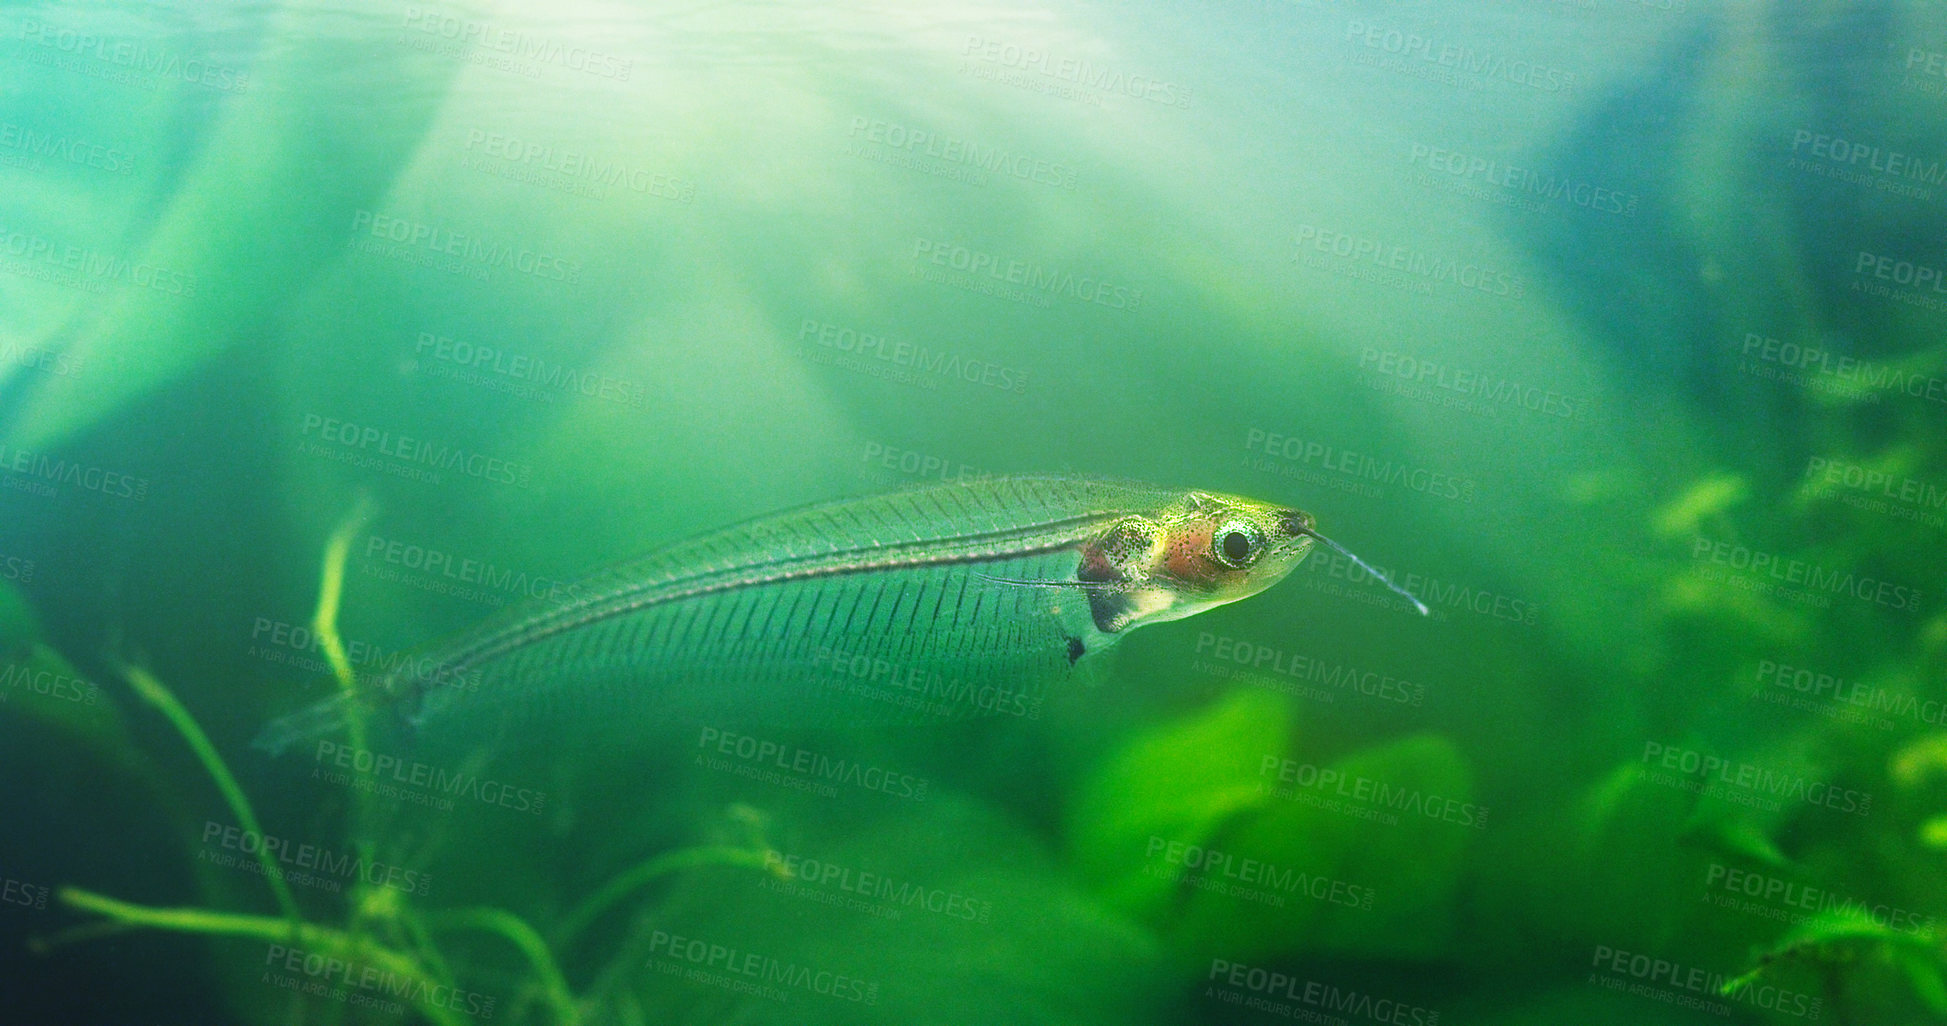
254,476,1325,753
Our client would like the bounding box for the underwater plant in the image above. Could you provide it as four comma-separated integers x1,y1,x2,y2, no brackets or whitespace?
27,508,776,1024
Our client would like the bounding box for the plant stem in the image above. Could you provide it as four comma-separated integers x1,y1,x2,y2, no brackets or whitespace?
121,664,301,923
553,845,772,948
310,497,381,931
52,888,468,1026
426,906,580,1026
312,496,375,703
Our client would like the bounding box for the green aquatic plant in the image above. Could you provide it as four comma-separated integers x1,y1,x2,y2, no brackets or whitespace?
32,660,558,1025
25,507,775,1025
1722,907,1947,1019
1602,451,1947,1022
1067,687,1476,965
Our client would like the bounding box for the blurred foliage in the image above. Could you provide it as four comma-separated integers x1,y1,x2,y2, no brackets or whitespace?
1724,907,1946,1015
8,1,1947,1024
1068,689,1474,964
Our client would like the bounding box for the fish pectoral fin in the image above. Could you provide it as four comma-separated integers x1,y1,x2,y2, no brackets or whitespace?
1088,585,1178,634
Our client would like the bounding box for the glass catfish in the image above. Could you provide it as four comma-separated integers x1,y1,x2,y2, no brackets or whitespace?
256,476,1423,753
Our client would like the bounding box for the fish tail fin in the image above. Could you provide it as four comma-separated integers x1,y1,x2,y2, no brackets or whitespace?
253,691,360,757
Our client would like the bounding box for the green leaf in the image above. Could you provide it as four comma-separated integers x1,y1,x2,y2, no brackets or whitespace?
1770,906,1936,952
1066,689,1289,917
0,593,168,810
0,642,134,767
1921,815,1947,851
1891,733,1947,788
614,796,1168,1026
1652,474,1746,538
0,580,43,655
1559,759,1751,946
1677,804,1789,868
1170,733,1477,962
1727,906,1944,1013
1895,947,1947,1015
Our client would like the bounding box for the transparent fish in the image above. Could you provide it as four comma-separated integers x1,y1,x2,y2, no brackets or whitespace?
254,476,1420,753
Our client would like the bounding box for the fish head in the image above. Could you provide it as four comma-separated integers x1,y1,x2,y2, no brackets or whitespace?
1077,491,1316,632
1152,490,1318,606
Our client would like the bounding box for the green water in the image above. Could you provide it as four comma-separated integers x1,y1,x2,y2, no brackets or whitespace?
3,0,1945,1022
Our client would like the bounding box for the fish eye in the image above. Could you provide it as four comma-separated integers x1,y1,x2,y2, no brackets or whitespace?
1213,521,1261,569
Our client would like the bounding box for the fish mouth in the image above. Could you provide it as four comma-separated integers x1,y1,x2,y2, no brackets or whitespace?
1277,509,1317,538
